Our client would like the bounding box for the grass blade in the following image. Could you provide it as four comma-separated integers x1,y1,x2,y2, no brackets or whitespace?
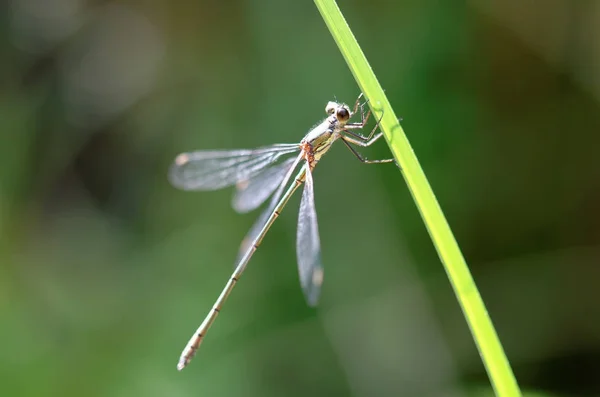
314,1,521,395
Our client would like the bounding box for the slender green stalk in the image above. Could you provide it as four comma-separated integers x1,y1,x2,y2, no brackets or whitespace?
313,1,521,395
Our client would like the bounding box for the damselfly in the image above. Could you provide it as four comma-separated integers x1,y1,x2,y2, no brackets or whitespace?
169,95,394,370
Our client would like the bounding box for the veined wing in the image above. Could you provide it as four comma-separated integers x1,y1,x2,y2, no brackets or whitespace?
235,153,304,263
296,164,323,307
169,144,300,191
232,157,297,214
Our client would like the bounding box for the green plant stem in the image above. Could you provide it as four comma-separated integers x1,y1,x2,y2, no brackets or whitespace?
313,1,521,395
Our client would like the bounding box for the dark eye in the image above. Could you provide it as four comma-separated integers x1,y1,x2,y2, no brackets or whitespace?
337,107,350,121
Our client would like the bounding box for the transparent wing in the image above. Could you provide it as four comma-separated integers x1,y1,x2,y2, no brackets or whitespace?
296,164,323,307
232,157,297,214
169,144,299,191
235,153,304,263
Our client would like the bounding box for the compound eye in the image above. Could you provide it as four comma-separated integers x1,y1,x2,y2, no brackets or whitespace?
325,101,337,114
336,107,350,121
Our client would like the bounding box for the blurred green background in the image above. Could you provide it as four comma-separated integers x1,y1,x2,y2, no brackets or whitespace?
2,1,600,396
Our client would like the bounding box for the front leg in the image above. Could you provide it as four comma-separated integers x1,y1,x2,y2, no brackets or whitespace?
344,108,384,143
341,136,394,164
346,94,373,139
343,131,386,147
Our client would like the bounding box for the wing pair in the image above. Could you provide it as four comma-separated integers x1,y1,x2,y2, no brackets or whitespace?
169,143,324,306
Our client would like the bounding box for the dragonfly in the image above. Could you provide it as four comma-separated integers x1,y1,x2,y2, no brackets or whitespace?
169,94,395,370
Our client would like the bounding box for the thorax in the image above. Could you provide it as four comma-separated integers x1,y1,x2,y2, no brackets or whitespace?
300,117,341,167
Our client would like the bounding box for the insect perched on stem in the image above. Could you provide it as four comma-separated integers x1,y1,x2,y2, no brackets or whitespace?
169,94,395,370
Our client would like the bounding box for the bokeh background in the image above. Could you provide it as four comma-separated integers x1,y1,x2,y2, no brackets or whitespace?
2,1,600,396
